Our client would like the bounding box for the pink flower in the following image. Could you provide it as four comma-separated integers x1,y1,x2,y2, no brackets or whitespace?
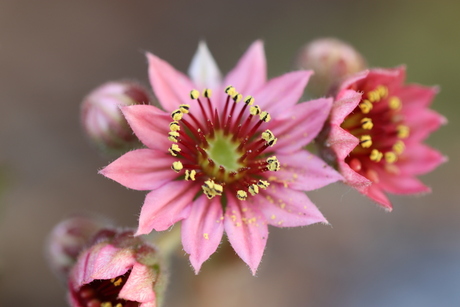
100,41,342,274
68,229,166,307
323,67,446,210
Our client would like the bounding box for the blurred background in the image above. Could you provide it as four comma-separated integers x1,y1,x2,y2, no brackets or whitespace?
0,0,458,306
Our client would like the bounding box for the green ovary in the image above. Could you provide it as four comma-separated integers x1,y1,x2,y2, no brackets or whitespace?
206,131,242,172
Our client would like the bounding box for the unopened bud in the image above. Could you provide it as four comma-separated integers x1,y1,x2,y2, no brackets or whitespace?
67,228,167,307
295,38,366,97
46,215,110,283
80,81,151,155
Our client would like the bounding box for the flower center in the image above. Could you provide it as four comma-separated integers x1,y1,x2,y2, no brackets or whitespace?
167,86,280,201
342,84,409,181
75,270,139,307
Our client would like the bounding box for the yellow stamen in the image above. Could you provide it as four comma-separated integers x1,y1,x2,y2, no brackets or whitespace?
171,109,183,121
244,96,255,105
389,96,402,110
232,93,242,103
171,161,183,172
250,105,261,115
185,169,196,181
112,277,123,287
377,85,388,99
168,131,180,142
267,156,280,171
101,302,113,307
360,135,372,148
359,100,373,114
237,190,248,201
361,117,373,130
248,184,259,196
260,111,271,122
261,130,275,142
393,140,405,154
257,180,270,189
203,88,212,98
397,125,410,138
370,149,383,162
168,144,181,156
169,121,180,132
190,89,200,100
384,151,397,164
179,104,190,113
225,85,236,96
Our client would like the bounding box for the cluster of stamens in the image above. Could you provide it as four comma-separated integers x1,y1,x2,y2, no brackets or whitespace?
344,84,410,178
167,86,280,201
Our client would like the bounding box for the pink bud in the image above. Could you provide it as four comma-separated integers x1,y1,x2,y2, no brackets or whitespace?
295,38,366,97
68,229,167,307
81,81,151,155
46,215,110,283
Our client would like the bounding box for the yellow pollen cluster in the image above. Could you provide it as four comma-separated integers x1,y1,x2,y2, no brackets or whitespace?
370,149,383,162
250,105,261,115
110,277,123,287
267,156,280,171
360,135,372,148
168,144,181,156
244,96,255,105
393,140,405,154
367,85,388,103
260,111,271,122
185,169,196,181
203,89,212,98
169,121,180,131
384,151,397,164
389,96,402,110
261,129,277,146
168,131,180,142
100,302,122,307
397,125,410,139
360,117,373,130
171,161,183,172
237,190,248,200
202,179,223,199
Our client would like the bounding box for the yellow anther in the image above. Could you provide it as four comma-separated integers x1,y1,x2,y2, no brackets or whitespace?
112,277,123,287
168,131,180,142
257,180,270,189
360,135,373,148
171,109,183,121
267,138,278,147
190,89,200,100
213,183,223,196
384,151,397,164
359,100,373,114
393,140,405,155
169,121,180,132
115,304,122,307
203,233,209,240
101,302,113,307
367,90,381,103
168,144,181,156
244,96,255,105
261,130,275,142
171,161,183,172
225,85,236,96
179,104,190,113
232,93,242,103
267,156,280,171
260,111,271,122
360,117,373,130
389,96,402,110
370,149,383,162
377,85,388,99
203,88,212,98
250,105,261,115
201,179,223,198
237,190,248,201
248,184,259,196
185,169,196,181
397,125,410,138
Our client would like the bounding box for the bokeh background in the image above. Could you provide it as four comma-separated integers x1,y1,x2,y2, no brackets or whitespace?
0,0,458,306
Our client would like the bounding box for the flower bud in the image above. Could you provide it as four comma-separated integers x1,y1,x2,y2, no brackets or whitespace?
295,38,366,97
81,81,151,155
46,215,110,283
68,228,167,307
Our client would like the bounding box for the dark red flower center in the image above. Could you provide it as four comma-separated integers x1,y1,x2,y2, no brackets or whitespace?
342,84,408,182
167,86,281,201
74,270,139,307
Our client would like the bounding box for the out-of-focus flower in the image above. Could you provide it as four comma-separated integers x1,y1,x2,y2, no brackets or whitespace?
295,38,366,97
81,81,151,155
46,215,110,283
100,41,342,274
68,228,166,307
319,67,446,210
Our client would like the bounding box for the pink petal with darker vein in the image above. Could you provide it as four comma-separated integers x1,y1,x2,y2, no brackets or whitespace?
119,263,156,303
181,196,224,274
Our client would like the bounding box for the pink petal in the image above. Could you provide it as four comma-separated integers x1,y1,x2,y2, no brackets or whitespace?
92,245,135,280
403,108,446,142
224,197,268,275
363,184,392,211
377,171,431,195
181,196,224,274
119,263,156,303
274,151,342,191
188,41,222,90
147,52,195,112
331,90,362,125
254,183,327,227
121,105,171,151
136,181,199,234
223,40,266,96
399,143,447,176
100,149,177,191
327,126,360,160
338,160,372,190
254,71,313,115
269,97,333,153
338,70,369,92
72,247,100,288
397,84,438,108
